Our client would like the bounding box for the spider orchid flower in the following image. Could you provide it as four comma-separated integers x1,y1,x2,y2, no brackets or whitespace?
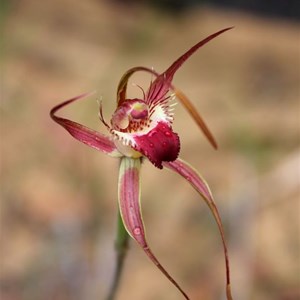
50,28,233,300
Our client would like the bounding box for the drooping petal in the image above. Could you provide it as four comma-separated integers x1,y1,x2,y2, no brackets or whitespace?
50,93,121,156
118,157,190,299
146,27,234,104
163,158,233,300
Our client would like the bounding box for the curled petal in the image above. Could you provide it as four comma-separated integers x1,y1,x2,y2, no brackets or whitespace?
163,158,233,300
50,93,121,156
118,157,190,299
116,67,148,106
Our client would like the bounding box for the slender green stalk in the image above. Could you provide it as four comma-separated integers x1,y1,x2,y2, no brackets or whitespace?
106,211,130,300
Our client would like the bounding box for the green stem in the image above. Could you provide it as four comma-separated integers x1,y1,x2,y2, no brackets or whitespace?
106,211,130,300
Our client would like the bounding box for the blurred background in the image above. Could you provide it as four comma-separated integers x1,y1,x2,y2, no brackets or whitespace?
1,0,299,299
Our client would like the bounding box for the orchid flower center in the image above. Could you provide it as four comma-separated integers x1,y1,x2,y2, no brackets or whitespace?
111,99,149,132
101,91,179,167
109,99,149,158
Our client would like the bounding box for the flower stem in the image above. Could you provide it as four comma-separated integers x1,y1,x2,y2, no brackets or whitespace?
106,211,130,300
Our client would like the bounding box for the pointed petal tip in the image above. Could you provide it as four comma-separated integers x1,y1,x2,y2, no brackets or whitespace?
224,26,235,31
227,284,233,300
50,92,119,155
212,140,218,150
50,91,96,119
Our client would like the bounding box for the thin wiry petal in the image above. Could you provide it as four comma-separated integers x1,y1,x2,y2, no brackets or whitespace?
146,27,234,104
173,88,218,149
50,93,121,156
163,158,233,300
118,157,190,299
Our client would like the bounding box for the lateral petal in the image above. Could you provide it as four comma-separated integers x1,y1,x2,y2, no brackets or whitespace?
173,87,218,149
118,157,190,299
163,158,233,300
50,93,121,156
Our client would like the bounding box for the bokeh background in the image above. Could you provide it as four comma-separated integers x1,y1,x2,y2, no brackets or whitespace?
1,1,299,299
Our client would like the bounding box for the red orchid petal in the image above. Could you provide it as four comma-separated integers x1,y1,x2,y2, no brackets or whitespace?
146,27,234,104
50,93,120,156
163,158,233,300
118,157,190,299
133,121,180,169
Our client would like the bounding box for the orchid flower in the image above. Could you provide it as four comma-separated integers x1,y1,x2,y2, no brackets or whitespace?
50,28,233,300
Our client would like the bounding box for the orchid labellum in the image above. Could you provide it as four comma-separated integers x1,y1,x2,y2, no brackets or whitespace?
50,28,234,300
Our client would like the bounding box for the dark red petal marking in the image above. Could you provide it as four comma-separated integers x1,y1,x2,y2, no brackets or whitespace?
50,93,118,155
118,157,190,299
146,27,234,104
134,122,180,169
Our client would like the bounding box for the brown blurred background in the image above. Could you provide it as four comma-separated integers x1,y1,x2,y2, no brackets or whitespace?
1,0,299,299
